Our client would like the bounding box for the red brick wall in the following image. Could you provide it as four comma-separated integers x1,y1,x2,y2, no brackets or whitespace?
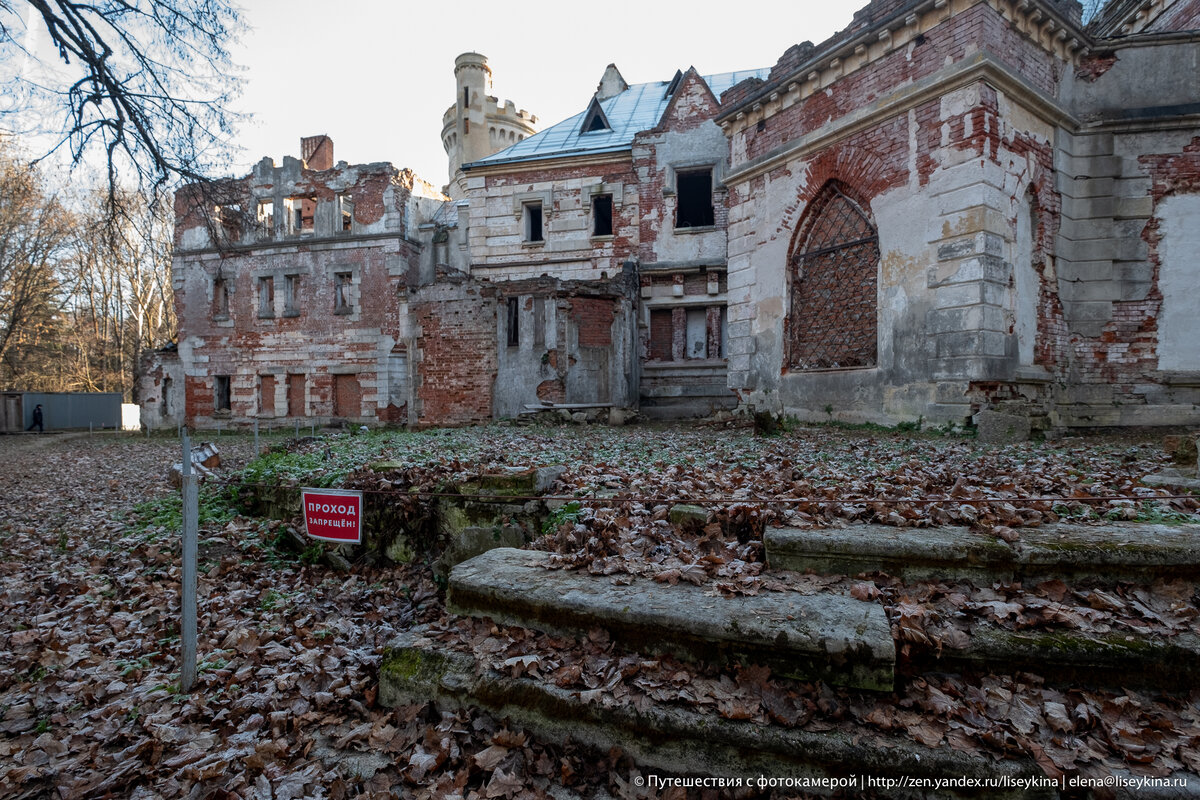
333,374,361,417
259,374,276,416
571,297,615,347
287,374,305,417
185,376,212,418
412,285,497,425
735,5,1060,167
649,310,672,361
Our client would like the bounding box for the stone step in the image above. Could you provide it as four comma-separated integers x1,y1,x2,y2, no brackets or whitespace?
448,548,895,691
765,522,1200,585
379,632,1050,800
915,625,1200,691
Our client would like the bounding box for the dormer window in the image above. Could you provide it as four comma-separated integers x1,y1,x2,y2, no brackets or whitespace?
580,97,611,134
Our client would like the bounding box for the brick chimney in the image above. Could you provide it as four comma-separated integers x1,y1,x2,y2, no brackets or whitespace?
300,135,334,170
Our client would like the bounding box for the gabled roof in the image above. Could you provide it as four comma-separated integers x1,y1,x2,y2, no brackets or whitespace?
466,68,770,169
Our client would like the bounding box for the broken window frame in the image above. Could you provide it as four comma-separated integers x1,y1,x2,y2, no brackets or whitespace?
523,202,544,244
215,204,241,243
285,196,316,235
592,194,614,238
506,297,520,347
675,168,715,229
257,276,274,318
334,272,354,314
338,194,354,233
214,375,232,412
256,199,274,239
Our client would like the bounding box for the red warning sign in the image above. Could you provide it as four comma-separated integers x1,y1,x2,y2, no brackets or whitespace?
300,488,363,543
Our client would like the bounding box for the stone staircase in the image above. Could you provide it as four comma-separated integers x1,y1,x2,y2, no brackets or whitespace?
380,522,1200,797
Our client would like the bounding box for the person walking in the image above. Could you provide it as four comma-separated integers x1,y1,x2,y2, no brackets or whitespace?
26,403,43,433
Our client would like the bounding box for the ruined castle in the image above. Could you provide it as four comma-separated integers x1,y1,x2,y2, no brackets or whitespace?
141,0,1200,432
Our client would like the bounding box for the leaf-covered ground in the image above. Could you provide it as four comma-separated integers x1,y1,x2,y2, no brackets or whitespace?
1,424,1198,799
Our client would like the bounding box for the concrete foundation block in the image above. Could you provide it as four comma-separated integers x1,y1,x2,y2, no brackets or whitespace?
975,409,1031,443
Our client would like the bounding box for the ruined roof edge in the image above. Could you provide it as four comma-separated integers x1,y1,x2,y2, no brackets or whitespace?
715,0,1094,124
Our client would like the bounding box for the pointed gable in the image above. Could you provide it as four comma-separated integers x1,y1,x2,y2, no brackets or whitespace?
653,67,722,133
596,63,629,101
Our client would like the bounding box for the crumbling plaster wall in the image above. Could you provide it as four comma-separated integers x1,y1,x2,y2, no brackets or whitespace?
1045,36,1200,425
137,349,183,431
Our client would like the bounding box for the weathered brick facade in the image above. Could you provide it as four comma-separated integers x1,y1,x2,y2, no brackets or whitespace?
719,0,1200,429
147,0,1200,432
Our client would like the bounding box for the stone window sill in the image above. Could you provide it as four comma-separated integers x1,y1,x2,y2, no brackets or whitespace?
673,225,718,235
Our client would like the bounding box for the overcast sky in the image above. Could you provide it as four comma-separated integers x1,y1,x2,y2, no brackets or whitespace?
227,1,855,190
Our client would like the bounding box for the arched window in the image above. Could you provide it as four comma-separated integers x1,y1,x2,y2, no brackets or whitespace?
787,182,879,370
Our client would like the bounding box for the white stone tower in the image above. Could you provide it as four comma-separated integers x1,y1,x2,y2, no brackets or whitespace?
442,52,538,199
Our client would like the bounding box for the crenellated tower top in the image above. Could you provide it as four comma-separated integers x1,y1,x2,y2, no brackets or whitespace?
442,52,538,199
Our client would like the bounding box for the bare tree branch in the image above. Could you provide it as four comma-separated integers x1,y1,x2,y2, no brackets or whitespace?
0,0,243,199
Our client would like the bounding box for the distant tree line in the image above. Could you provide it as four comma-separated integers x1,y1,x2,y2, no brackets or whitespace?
0,136,175,398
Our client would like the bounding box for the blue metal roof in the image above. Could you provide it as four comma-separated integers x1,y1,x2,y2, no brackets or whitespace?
467,68,770,169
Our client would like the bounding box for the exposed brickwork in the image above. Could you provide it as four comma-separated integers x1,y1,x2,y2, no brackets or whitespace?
786,183,879,370
258,374,276,416
733,5,1060,168
649,310,672,361
1076,51,1118,82
570,298,615,347
411,281,498,425
170,143,429,428
333,374,361,418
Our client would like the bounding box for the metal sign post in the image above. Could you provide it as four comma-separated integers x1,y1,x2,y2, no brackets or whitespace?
180,429,198,692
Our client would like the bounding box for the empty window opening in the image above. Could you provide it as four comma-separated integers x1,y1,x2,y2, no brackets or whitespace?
216,204,241,242
523,203,543,243
257,276,274,318
676,169,715,228
214,375,231,412
506,297,520,347
256,200,274,237
463,87,470,108
284,274,300,315
339,194,354,232
286,196,315,233
787,182,879,370
161,377,172,417
334,272,353,313
593,194,613,236
213,277,229,318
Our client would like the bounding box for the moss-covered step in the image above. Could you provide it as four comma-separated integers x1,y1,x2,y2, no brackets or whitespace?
765,523,1200,584
912,626,1200,691
379,633,1048,800
448,548,895,691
